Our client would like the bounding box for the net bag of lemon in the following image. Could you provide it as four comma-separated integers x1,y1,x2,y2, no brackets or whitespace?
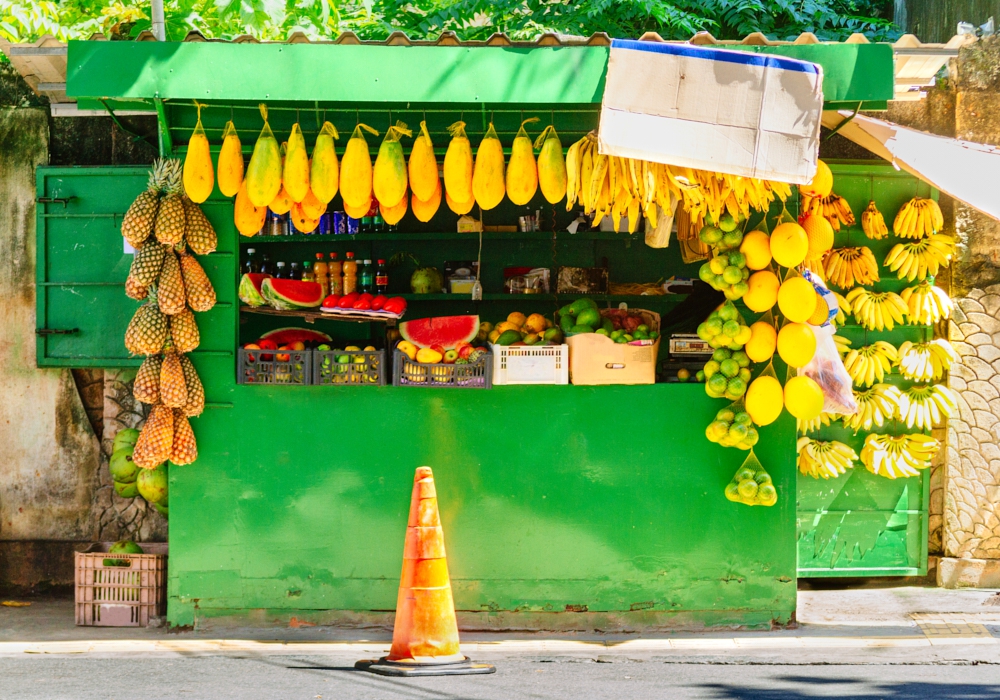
725,450,777,507
705,398,759,451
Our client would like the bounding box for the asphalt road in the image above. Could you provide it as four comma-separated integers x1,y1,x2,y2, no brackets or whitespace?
4,657,1000,700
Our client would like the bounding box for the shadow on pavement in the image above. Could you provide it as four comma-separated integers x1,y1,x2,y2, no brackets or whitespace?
699,676,1000,700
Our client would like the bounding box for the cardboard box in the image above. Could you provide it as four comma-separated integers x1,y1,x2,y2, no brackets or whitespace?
565,309,661,385
599,39,823,184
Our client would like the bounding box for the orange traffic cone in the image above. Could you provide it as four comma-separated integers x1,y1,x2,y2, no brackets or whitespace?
357,467,494,676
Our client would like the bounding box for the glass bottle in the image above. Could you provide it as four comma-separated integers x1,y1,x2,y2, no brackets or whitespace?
244,248,258,275
259,253,272,276
359,259,374,294
375,259,389,295
301,261,314,283
342,252,358,294
372,213,385,233
274,261,288,279
328,252,343,296
289,261,301,280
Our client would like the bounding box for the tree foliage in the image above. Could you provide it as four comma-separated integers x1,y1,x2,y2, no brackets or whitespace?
0,0,899,44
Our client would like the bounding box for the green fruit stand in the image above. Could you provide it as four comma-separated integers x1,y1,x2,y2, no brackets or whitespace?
35,35,923,629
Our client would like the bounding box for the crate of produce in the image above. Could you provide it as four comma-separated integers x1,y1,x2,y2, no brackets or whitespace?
393,349,492,389
75,543,167,627
564,308,661,385
238,348,312,385
491,344,569,385
313,349,387,386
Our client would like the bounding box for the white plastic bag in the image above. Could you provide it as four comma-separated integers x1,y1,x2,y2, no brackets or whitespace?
803,323,857,415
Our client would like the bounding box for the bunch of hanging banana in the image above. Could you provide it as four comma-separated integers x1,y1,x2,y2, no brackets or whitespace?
844,384,902,432
832,292,851,327
801,193,855,230
861,433,939,479
894,197,944,238
834,334,851,356
797,437,858,479
843,341,898,387
846,288,909,331
897,339,959,381
822,246,880,288
797,411,838,435
884,234,956,282
900,280,953,325
860,201,888,239
898,384,956,431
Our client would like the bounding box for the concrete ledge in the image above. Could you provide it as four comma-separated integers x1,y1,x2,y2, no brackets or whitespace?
937,557,1000,588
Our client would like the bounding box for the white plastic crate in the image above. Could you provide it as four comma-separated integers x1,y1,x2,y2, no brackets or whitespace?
491,344,569,385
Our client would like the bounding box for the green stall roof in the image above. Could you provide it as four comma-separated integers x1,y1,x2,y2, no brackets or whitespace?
66,39,893,107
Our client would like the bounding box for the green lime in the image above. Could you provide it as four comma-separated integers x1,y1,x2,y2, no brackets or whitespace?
718,213,738,233
700,225,725,245
716,409,736,422
734,411,752,425
718,303,738,322
720,359,740,378
708,374,728,395
745,427,760,446
738,367,752,382
722,320,741,337
722,266,743,285
712,348,732,362
728,251,746,268
696,370,705,382
727,376,747,396
725,482,741,502
706,318,724,336
703,360,721,378
728,423,748,441
699,263,715,283
732,350,750,368
738,479,759,499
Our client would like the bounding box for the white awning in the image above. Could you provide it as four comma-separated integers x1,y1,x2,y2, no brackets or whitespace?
822,110,1000,223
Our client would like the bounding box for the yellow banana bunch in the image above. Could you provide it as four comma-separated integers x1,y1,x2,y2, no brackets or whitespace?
797,411,837,435
898,384,956,430
884,234,956,282
832,292,851,327
833,333,851,356
822,246,879,289
797,437,858,479
845,288,908,331
844,383,902,432
844,341,898,387
897,339,959,381
801,193,855,231
861,432,939,479
900,280,953,325
893,197,944,238
860,200,888,239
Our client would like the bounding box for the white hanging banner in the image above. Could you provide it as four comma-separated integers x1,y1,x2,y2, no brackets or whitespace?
599,39,824,184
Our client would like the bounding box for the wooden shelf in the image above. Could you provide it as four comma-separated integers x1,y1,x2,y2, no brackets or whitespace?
240,230,644,244
239,305,401,324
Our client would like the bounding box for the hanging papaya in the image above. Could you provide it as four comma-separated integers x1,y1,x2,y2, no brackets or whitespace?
472,122,505,210
300,189,326,220
310,121,339,204
235,180,266,236
412,179,441,223
269,186,293,215
380,189,409,226
183,102,214,203
506,117,539,206
283,123,310,203
443,121,473,204
408,121,439,202
290,201,319,233
246,104,282,208
373,121,412,209
216,120,244,198
446,189,475,216
340,123,379,209
344,197,371,220
535,125,567,204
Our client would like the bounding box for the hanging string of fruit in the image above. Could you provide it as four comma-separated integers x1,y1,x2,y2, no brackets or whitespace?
122,156,216,474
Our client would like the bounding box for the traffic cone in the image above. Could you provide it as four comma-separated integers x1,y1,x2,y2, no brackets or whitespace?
357,467,495,676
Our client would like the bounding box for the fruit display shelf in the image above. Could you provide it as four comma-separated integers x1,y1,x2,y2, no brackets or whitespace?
240,305,401,324
239,230,645,244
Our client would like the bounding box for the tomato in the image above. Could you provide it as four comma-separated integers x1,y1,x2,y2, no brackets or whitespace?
383,297,407,314
258,339,278,350
370,295,387,311
353,298,372,310
337,293,359,308
358,293,374,303
321,294,340,308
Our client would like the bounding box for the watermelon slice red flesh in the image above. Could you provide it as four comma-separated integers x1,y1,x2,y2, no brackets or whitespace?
260,327,332,346
399,315,479,350
261,278,324,310
239,273,271,307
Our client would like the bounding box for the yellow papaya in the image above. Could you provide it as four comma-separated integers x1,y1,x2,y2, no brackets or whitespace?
246,104,282,208
290,201,319,234
373,121,411,209
268,186,293,215
344,197,371,220
408,121,439,202
380,189,408,226
472,122,505,210
412,179,441,223
235,180,266,236
183,102,214,203
443,121,473,204
446,189,475,216
506,117,539,206
283,123,310,203
535,125,567,204
340,123,379,209
310,121,339,204
300,188,326,219
216,120,244,198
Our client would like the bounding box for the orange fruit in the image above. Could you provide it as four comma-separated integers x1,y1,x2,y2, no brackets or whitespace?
743,270,779,313
740,230,772,270
777,277,817,323
776,322,816,368
784,375,824,420
746,321,777,363
746,375,784,426
770,222,809,268
802,214,834,260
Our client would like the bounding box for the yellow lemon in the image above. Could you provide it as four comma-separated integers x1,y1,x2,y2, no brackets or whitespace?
746,375,784,426
801,214,834,260
776,322,817,368
770,222,809,268
740,230,772,271
798,159,833,199
784,375,824,420
745,321,777,363
777,277,817,323
744,270,779,313
807,295,830,326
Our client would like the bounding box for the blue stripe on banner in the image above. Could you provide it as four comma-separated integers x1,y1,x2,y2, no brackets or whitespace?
610,38,820,75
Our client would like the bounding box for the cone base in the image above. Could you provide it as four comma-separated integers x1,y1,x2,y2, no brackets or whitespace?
356,657,496,677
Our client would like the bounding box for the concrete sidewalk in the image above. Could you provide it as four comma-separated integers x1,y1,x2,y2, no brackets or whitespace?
3,586,1000,664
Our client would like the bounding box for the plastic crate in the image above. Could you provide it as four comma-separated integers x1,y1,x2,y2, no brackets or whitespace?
313,349,386,386
491,344,569,385
75,543,167,627
238,348,312,385
392,350,492,389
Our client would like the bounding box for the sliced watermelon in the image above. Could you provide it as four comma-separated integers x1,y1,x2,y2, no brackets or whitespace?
260,327,332,346
239,273,271,307
399,315,479,349
261,278,323,310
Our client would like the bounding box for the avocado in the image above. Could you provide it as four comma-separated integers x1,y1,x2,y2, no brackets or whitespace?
558,303,576,317
543,327,564,343
570,324,595,334
568,298,596,316
576,307,601,329
601,317,614,334
496,330,523,346
559,314,575,333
